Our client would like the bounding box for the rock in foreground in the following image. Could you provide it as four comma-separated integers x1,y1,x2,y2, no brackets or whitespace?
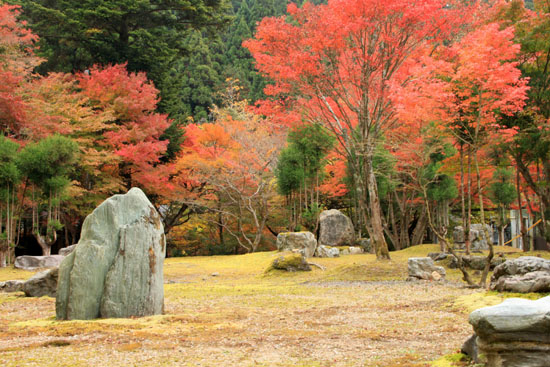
407,257,445,281
56,188,165,320
14,255,64,270
276,232,317,258
490,256,550,293
318,209,354,247
469,296,550,367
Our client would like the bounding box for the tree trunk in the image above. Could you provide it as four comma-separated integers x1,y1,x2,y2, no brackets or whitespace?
516,161,529,251
466,146,472,254
34,232,56,256
365,145,390,260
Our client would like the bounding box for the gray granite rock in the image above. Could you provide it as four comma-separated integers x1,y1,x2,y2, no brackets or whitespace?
407,257,446,281
490,256,550,293
23,268,58,297
469,296,550,367
318,209,354,247
315,245,340,258
56,188,165,320
276,232,317,258
14,255,64,270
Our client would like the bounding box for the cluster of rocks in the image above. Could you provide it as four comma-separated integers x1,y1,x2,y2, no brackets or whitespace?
273,209,368,271
453,224,493,252
1,188,166,321
458,256,550,366
407,257,446,281
427,252,506,271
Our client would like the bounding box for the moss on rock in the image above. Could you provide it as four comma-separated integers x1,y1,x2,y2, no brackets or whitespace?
267,253,311,272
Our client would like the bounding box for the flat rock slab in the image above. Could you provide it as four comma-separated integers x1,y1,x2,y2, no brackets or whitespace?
56,188,165,320
490,256,550,293
14,255,64,270
469,296,550,367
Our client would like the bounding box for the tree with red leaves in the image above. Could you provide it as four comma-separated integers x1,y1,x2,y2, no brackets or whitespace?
245,0,471,259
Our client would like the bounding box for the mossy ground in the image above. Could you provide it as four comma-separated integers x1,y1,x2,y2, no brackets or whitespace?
1,245,549,367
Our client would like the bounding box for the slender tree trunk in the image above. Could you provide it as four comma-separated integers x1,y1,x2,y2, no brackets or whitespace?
466,147,472,254
365,145,390,260
516,161,528,251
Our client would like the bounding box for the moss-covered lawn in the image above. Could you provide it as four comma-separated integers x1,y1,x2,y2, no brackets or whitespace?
1,245,548,367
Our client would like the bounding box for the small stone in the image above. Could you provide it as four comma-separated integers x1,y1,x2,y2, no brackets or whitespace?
407,257,446,281
211,272,219,277
431,271,442,281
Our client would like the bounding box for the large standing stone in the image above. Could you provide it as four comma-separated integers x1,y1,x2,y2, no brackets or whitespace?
22,268,58,297
407,257,446,281
469,296,550,367
318,209,354,247
56,188,165,320
14,255,64,270
490,256,550,293
276,232,317,258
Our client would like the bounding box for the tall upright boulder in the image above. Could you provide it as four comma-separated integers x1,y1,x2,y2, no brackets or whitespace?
318,209,354,247
56,188,165,320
